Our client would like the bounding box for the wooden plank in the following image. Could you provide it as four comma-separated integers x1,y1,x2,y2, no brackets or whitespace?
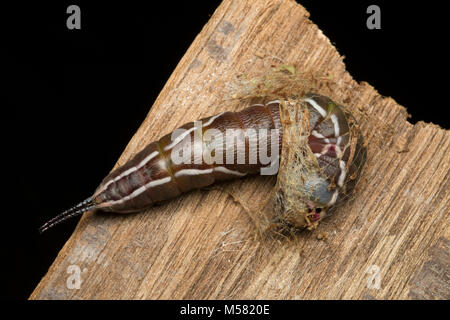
30,0,449,300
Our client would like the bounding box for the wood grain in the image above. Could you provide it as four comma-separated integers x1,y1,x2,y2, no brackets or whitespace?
30,0,449,300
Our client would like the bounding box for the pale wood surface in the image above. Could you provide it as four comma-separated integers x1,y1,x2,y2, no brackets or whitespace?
30,0,449,299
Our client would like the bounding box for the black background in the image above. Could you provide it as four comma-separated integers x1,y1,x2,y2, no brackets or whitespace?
6,1,447,300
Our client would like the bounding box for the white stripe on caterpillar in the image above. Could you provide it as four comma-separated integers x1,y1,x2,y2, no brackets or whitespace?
174,168,213,177
305,97,327,117
164,112,226,151
330,114,340,137
338,160,347,187
95,150,160,195
173,167,247,177
99,176,173,207
328,189,339,206
311,130,331,143
213,166,247,176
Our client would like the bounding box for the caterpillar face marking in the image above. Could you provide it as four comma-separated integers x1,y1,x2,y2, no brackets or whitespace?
39,93,366,233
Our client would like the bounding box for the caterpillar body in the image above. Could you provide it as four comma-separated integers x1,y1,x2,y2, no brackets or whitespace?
39,93,366,233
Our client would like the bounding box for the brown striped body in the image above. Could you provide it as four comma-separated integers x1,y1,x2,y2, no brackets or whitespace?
93,100,283,212
93,93,364,213
39,93,366,233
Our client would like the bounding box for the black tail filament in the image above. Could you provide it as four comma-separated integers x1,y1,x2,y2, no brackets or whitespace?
39,197,95,234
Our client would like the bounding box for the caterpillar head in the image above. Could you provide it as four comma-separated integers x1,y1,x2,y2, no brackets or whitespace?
268,93,367,231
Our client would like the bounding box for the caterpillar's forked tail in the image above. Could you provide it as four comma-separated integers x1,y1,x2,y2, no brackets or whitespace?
39,196,95,234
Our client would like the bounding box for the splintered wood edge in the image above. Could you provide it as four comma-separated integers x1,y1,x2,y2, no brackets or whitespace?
31,0,449,300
